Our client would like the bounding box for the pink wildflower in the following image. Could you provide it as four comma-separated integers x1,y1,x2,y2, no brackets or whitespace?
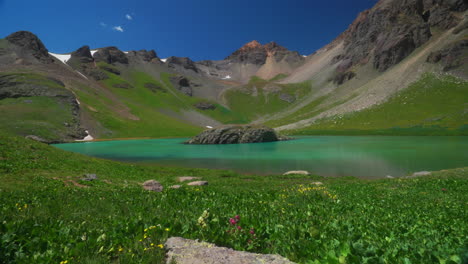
229,218,237,225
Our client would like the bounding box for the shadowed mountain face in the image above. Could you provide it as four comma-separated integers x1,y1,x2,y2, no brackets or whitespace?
0,0,466,142
330,0,467,74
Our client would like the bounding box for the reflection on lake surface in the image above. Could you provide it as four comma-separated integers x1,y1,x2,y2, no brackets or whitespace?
54,136,468,178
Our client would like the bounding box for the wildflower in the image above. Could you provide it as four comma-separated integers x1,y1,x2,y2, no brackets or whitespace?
59,261,68,264
144,228,148,232
198,209,210,228
144,234,148,239
236,225,242,231
23,204,28,209
144,247,148,251
441,188,447,192
249,228,255,235
235,215,240,221
118,247,123,252
165,228,170,232
157,244,164,248
150,243,154,247
229,218,237,225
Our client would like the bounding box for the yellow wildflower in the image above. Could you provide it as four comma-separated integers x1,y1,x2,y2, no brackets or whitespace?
157,244,164,249
165,228,170,231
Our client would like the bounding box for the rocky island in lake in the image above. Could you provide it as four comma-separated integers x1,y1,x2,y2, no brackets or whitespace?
185,125,286,144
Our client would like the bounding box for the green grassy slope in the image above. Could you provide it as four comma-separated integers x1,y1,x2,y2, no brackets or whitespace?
0,73,80,141
287,73,468,135
224,76,312,121
0,132,467,263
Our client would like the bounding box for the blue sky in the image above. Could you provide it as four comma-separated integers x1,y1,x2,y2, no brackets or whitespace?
0,0,377,61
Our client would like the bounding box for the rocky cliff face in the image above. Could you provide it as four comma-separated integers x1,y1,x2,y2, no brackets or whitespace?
226,40,304,66
93,47,129,64
185,125,280,144
5,31,54,64
332,0,467,73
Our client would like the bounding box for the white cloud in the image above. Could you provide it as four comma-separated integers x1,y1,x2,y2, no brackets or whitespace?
100,22,107,27
126,14,133,20
112,26,124,32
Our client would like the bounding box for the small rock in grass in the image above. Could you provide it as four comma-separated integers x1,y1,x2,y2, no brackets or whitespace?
283,170,310,176
165,237,295,264
386,175,395,179
187,181,208,186
411,171,431,177
311,181,323,185
82,174,97,181
178,176,201,182
142,180,163,192
170,185,182,189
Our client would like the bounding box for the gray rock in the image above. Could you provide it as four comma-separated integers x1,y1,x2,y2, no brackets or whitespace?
166,57,199,73
411,171,431,177
165,237,295,264
6,31,53,64
170,75,193,96
142,180,163,192
187,181,208,186
194,102,216,110
185,125,280,144
333,71,356,85
70,45,94,63
127,49,159,62
426,39,468,71
178,176,201,182
283,170,311,176
170,185,182,189
386,175,395,179
82,174,97,181
93,47,128,64
279,93,296,103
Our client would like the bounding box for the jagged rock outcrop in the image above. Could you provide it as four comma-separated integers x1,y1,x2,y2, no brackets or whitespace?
93,47,128,64
70,45,94,63
127,49,159,62
169,75,197,96
185,125,280,144
332,0,466,73
427,39,468,71
226,40,303,66
166,56,199,73
333,71,357,85
5,31,54,63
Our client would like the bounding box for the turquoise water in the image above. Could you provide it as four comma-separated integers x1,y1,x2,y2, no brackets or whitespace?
53,136,468,178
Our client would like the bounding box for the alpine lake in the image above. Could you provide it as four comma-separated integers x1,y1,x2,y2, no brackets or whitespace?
53,136,468,178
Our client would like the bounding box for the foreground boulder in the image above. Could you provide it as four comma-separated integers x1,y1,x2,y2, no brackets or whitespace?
142,180,163,192
165,237,295,264
185,125,280,144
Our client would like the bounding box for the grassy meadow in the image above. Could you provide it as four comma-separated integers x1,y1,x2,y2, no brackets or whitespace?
0,132,467,263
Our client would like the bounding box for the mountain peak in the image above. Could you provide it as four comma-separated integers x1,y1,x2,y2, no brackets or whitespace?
242,40,262,49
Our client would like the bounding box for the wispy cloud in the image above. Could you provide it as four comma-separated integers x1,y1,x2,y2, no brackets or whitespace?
99,22,107,28
112,26,124,32
125,14,133,20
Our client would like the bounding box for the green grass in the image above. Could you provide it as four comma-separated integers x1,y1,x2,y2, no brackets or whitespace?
0,96,75,141
0,132,467,263
224,77,312,121
289,73,468,135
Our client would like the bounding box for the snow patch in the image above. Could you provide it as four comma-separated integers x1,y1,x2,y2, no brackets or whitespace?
222,75,231,80
160,58,167,62
76,99,81,105
49,52,71,64
124,51,129,54
206,126,213,129
76,130,94,142
90,50,98,56
302,55,307,58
